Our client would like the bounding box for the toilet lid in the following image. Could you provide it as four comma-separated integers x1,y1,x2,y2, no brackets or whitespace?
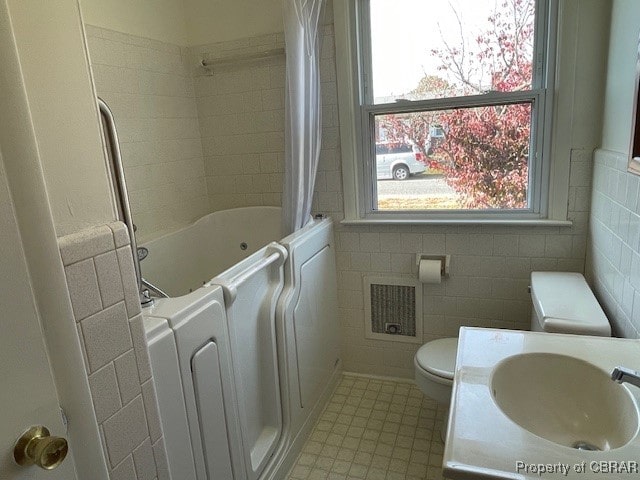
415,338,458,380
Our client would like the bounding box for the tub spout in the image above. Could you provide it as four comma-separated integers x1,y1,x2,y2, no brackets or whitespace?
611,366,640,389
141,277,169,304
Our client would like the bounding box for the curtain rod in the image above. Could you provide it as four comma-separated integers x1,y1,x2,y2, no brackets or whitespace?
200,47,285,70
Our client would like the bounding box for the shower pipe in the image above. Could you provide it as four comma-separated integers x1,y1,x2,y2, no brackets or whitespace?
97,98,168,305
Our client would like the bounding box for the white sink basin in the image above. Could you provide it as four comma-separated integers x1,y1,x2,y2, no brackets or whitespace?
443,328,640,480
491,352,639,450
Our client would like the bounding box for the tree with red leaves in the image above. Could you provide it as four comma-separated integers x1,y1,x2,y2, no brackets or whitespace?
380,0,536,209
430,0,535,209
435,103,531,208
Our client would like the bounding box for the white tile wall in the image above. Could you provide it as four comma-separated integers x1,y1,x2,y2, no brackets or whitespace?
85,23,338,228
59,222,169,480
587,149,640,338
190,32,288,211
85,26,209,243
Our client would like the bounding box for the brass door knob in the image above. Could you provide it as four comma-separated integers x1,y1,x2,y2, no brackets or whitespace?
13,426,68,470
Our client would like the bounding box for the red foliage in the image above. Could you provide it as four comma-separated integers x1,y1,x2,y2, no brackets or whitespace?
431,103,531,208
433,0,535,208
381,0,536,209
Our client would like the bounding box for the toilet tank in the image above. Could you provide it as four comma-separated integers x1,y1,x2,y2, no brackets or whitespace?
530,272,611,336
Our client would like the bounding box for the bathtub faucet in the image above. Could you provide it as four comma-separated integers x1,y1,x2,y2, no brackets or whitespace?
142,277,169,300
611,366,640,389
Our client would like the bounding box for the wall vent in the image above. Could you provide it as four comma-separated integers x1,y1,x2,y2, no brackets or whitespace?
364,276,423,344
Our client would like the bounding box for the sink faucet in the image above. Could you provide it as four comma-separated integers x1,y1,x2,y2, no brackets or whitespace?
611,366,640,389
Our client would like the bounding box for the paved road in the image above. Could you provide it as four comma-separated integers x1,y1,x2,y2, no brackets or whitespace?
377,174,457,198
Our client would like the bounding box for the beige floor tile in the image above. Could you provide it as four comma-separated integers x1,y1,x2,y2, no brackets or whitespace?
286,374,446,480
331,459,351,474
316,456,335,471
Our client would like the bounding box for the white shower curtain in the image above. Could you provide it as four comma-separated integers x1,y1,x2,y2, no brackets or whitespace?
282,0,325,235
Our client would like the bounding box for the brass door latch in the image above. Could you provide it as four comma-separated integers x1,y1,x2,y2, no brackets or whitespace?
13,426,68,470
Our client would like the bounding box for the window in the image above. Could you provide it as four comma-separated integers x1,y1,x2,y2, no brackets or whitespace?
335,0,560,223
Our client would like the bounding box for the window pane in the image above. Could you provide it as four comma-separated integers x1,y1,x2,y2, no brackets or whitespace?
373,103,532,210
369,0,536,104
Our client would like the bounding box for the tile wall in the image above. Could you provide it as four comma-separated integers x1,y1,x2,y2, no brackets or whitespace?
59,222,169,480
187,2,340,214
190,33,288,211
85,25,209,243
587,148,640,338
332,150,591,377
83,19,593,379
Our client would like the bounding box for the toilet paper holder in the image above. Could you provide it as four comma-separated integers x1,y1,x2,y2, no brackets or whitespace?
416,254,450,277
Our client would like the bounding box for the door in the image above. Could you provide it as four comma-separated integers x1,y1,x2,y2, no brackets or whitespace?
277,218,341,437
211,243,287,480
0,152,77,479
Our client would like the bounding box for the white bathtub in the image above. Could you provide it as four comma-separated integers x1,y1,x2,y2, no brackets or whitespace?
142,206,283,296
142,207,341,480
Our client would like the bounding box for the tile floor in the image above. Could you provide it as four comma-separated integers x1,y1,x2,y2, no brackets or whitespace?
286,373,447,480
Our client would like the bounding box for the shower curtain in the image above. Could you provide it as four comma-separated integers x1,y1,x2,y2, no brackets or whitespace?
282,0,325,235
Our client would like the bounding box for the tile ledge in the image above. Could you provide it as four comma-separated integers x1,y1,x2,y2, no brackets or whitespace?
341,218,573,227
58,224,115,266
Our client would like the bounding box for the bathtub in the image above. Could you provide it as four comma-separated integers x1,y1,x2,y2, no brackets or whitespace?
141,207,284,297
142,207,341,480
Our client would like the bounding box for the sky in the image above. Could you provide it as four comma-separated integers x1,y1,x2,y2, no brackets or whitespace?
369,0,506,101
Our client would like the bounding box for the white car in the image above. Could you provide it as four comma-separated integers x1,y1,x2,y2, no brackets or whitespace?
376,142,427,180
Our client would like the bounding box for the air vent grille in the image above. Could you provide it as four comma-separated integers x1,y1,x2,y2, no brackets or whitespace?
370,284,416,336
364,276,423,344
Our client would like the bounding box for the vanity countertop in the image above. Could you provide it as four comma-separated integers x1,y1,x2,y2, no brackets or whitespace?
443,327,640,480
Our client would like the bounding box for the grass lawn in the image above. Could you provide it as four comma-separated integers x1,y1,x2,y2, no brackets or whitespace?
377,196,461,210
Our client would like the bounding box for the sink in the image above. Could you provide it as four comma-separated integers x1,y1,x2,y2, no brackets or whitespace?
491,352,639,450
443,329,640,480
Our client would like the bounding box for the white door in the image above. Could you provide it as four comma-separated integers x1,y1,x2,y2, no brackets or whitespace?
0,152,78,479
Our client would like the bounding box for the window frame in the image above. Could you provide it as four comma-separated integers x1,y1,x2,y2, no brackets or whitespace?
334,0,567,225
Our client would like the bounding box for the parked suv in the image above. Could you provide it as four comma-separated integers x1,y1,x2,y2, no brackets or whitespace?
375,142,426,180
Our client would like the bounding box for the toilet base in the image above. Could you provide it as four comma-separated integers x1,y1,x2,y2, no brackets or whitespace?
414,363,453,405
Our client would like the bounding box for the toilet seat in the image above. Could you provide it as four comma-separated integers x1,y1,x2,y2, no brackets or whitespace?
415,337,457,381
414,361,453,386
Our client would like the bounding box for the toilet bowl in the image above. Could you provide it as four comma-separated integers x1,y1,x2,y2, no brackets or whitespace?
414,337,457,405
414,271,611,441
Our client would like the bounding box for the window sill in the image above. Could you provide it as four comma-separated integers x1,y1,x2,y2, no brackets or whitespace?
340,217,573,227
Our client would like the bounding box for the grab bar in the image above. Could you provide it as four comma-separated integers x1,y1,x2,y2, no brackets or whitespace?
98,98,154,306
212,243,288,305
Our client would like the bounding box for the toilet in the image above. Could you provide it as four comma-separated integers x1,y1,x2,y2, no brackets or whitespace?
414,271,611,440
